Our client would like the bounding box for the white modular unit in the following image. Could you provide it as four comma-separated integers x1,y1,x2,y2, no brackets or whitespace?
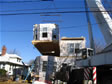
60,37,86,56
55,37,86,70
33,23,59,41
35,56,58,81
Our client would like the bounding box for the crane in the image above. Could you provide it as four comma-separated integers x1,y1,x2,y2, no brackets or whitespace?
76,0,112,84
86,0,112,46
76,0,112,66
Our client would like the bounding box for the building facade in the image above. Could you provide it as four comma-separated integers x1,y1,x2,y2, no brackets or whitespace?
35,56,57,81
57,37,86,69
35,37,86,81
32,23,86,82
33,23,59,41
60,37,86,56
32,23,60,56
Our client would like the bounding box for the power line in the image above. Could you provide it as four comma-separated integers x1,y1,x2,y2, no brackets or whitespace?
41,20,62,22
0,30,32,32
0,26,85,32
39,0,59,21
0,0,41,3
0,0,54,3
41,1,62,23
1,7,112,13
0,0,90,3
1,21,111,32
2,0,110,3
40,14,61,16
0,0,55,3
1,10,112,16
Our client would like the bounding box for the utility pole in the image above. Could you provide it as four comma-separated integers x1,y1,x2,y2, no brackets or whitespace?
84,0,96,55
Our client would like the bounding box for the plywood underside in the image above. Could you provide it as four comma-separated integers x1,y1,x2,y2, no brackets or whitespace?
32,40,60,56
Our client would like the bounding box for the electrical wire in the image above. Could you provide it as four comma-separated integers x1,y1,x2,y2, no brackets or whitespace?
0,0,55,3
1,7,112,13
0,0,40,3
0,0,88,3
1,10,112,16
40,1,62,23
1,21,111,32
40,1,53,21
2,0,110,3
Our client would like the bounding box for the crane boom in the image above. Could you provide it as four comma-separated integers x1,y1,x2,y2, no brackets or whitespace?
86,0,112,45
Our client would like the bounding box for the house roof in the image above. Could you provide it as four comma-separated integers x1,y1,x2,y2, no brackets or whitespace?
6,54,22,59
0,52,22,65
0,55,9,61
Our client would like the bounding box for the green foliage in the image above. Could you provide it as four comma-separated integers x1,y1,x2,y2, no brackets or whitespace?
0,69,7,76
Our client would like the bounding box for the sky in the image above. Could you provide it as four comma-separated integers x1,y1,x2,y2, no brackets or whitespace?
0,0,107,63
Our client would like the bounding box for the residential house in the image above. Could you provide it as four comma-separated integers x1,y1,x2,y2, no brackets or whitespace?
0,46,29,76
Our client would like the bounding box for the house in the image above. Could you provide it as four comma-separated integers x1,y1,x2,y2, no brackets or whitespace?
33,23,59,41
32,23,60,56
60,37,86,56
0,46,29,76
58,37,86,66
31,23,86,82
34,37,86,81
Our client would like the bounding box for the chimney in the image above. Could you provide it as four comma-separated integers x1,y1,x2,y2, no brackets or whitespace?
1,46,7,56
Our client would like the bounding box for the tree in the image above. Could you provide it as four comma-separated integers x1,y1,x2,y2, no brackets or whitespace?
28,59,35,65
8,49,21,56
0,69,7,76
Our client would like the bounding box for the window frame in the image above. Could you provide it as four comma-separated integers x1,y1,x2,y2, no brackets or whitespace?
42,61,47,72
67,43,75,54
42,32,48,38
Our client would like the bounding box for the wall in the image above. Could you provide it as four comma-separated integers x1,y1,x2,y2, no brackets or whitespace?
60,39,86,56
33,24,59,41
35,56,58,81
56,38,86,71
